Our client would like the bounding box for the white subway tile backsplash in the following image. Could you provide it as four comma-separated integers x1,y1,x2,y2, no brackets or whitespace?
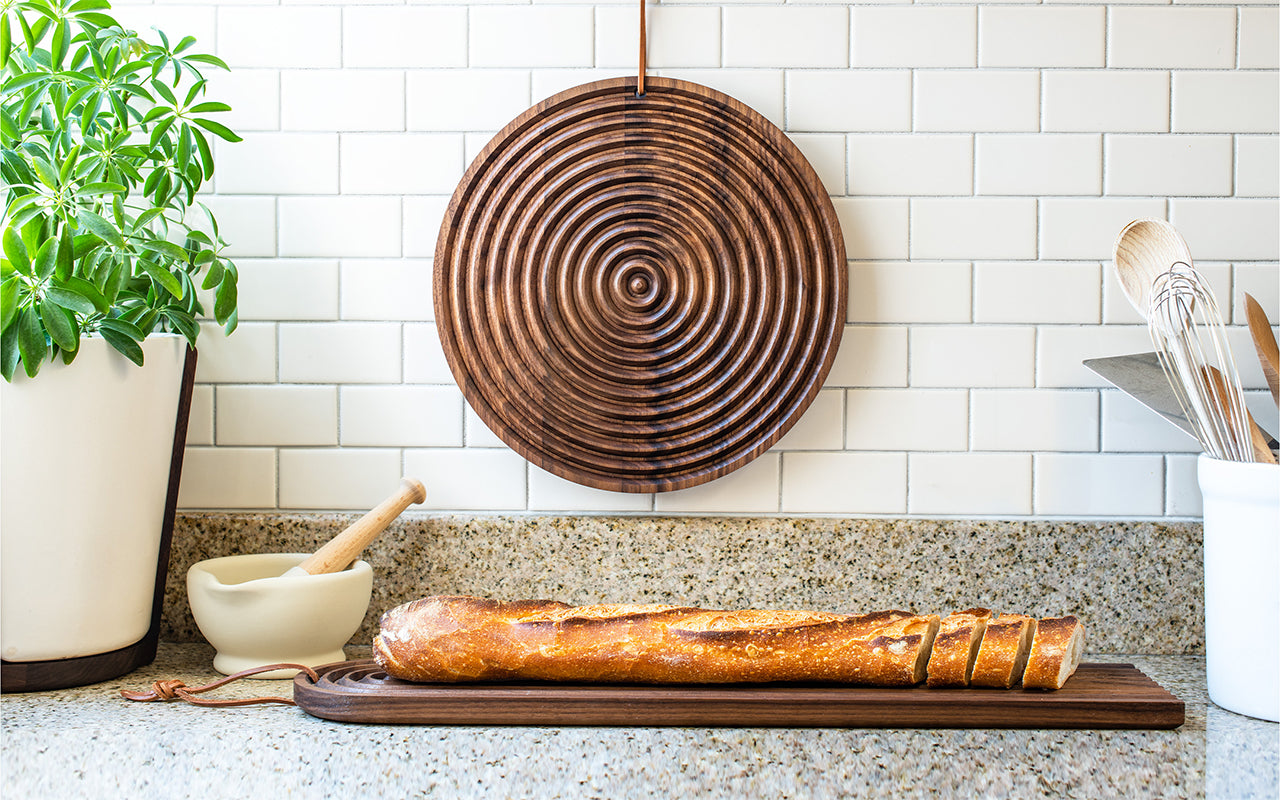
193,322,277,384
340,386,464,447
973,262,1101,324
1171,199,1280,261
848,262,973,324
178,447,277,509
342,135,465,195
217,385,338,446
913,71,1040,133
845,389,969,451
909,453,1032,516
1239,8,1280,69
407,72,532,133
343,8,468,68
470,7,595,68
404,449,529,511
1172,72,1280,133
852,7,976,69
971,389,1098,451
235,260,340,321
832,198,910,260
529,466,653,512
1108,8,1237,69
655,454,780,513
1105,135,1233,197
1034,453,1164,516
281,71,405,132
1237,136,1280,198
1039,198,1166,260
911,198,1037,260
910,326,1036,388
848,135,973,196
1042,71,1170,133
279,449,402,510
215,134,339,195
781,452,907,514
278,196,402,258
217,8,340,69
975,134,1103,196
788,71,911,133
724,8,848,69
126,0,1274,518
826,326,909,388
279,323,402,384
980,7,1105,68
772,390,844,451
597,6,720,69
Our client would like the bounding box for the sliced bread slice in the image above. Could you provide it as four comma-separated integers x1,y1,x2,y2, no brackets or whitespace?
1021,616,1085,690
969,613,1037,688
925,608,993,688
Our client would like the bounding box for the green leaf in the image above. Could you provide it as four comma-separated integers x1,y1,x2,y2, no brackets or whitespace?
77,181,126,196
51,18,69,69
1,73,48,94
77,209,126,248
140,260,184,299
2,227,30,274
199,258,223,290
182,53,230,71
98,316,145,341
32,236,58,280
149,77,177,106
187,101,231,115
176,123,191,173
213,268,236,322
0,277,18,332
1,324,19,381
45,286,97,315
182,77,205,107
191,117,241,143
191,125,214,180
162,307,199,345
39,299,77,350
1,14,11,73
56,226,73,280
16,305,45,377
98,325,143,366
30,157,60,189
58,276,109,313
139,238,188,262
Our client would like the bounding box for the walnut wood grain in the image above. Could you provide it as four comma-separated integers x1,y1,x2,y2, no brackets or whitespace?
294,662,1185,729
433,76,846,493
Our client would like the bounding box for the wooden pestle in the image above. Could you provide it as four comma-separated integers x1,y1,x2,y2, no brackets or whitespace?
285,478,427,576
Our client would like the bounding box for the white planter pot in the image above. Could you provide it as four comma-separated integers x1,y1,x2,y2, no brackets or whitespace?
1198,454,1280,722
1,335,187,663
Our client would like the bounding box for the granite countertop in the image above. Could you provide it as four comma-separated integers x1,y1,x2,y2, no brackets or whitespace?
4,645,1278,799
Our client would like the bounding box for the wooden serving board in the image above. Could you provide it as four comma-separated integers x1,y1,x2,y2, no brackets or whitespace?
293,661,1184,729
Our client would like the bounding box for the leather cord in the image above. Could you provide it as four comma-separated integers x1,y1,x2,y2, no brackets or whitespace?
637,0,647,96
120,663,320,708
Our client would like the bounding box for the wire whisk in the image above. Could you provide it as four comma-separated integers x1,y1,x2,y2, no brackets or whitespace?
1148,263,1253,462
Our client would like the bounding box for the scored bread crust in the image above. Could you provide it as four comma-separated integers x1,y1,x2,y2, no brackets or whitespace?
969,613,1037,688
374,595,941,686
925,608,992,688
1021,616,1086,690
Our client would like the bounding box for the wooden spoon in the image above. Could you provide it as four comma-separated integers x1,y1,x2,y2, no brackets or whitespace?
285,478,427,576
1202,366,1276,464
1112,219,1194,319
1244,292,1280,408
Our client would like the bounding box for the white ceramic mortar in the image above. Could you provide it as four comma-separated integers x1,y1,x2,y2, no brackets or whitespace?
187,553,373,679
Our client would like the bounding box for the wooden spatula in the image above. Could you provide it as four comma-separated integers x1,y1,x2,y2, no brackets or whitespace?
285,478,427,577
1244,293,1279,409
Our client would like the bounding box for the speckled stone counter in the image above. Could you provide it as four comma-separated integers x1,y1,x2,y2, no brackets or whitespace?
3,645,1277,799
164,515,1203,653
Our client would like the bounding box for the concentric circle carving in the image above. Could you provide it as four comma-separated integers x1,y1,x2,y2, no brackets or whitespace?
434,77,846,493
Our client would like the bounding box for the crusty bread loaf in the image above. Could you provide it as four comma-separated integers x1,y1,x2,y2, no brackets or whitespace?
1021,616,1085,690
969,613,1037,688
374,596,940,686
925,608,992,688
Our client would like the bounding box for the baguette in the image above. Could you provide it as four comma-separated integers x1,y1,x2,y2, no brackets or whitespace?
969,613,1037,688
374,596,941,686
1021,616,1085,690
925,608,992,688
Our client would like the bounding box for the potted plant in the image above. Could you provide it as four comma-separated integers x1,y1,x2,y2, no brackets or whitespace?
0,0,240,690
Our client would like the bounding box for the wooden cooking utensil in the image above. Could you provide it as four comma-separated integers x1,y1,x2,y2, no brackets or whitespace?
1244,293,1280,408
1113,219,1194,319
286,478,427,577
1202,366,1276,465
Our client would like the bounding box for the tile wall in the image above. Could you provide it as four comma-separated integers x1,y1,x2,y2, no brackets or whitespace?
112,0,1279,517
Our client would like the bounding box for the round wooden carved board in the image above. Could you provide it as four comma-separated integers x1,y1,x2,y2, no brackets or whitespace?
434,77,846,493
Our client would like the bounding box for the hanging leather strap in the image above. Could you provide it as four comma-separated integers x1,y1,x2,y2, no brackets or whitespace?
120,663,319,708
637,0,647,96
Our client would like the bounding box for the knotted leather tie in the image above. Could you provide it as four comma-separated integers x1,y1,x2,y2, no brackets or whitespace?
120,663,319,708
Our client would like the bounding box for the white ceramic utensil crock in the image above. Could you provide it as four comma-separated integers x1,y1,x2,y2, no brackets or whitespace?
187,553,373,679
1198,454,1280,721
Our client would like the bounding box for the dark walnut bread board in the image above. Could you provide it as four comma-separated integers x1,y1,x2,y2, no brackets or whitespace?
293,661,1184,729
